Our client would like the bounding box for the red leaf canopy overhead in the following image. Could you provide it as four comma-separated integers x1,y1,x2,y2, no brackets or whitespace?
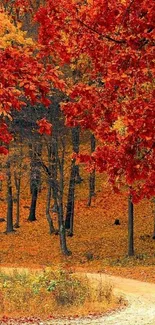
36,0,155,202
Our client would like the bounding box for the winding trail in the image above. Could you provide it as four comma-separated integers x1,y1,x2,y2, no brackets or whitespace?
45,273,155,325
0,267,155,325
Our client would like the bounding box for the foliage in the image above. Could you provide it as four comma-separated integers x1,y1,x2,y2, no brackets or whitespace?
37,118,52,135
0,0,154,201
0,11,33,49
0,3,65,155
36,0,154,203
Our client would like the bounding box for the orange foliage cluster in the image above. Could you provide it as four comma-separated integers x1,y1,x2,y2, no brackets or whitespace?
0,168,155,282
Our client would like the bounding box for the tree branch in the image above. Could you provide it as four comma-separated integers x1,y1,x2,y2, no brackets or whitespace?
77,19,126,44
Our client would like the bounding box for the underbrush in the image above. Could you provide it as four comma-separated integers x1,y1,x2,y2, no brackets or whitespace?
0,269,122,319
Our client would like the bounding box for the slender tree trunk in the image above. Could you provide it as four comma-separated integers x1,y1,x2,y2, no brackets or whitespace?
65,159,76,236
14,141,22,228
6,159,14,233
45,135,71,255
58,199,71,255
50,174,71,255
16,189,20,228
40,98,70,254
44,136,58,232
128,195,134,256
51,136,58,212
29,143,33,194
28,185,38,221
72,127,83,184
88,134,96,206
59,137,71,254
28,143,42,222
29,143,42,194
46,183,55,234
14,181,20,228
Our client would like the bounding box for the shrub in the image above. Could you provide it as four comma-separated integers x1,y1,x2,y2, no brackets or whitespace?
52,271,86,306
0,269,121,318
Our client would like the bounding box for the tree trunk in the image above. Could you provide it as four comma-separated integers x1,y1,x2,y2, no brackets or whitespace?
6,159,14,233
58,201,71,255
28,185,38,221
88,134,96,206
46,134,71,255
14,169,21,227
29,143,42,194
28,143,42,221
50,175,71,255
46,183,55,234
29,143,33,194
128,195,134,256
51,137,58,212
72,127,83,184
14,139,23,228
65,159,76,236
14,185,20,228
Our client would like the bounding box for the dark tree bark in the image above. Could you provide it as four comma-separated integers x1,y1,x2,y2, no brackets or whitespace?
6,159,14,233
14,141,23,228
14,174,21,228
128,195,134,256
65,159,76,236
64,127,83,235
58,137,71,254
50,137,58,213
48,99,60,213
46,183,55,234
41,136,71,255
50,166,71,254
88,134,96,206
28,185,38,221
72,126,83,184
29,143,42,194
44,131,59,232
29,143,33,194
59,203,71,255
28,143,42,222
37,96,71,254
52,180,70,255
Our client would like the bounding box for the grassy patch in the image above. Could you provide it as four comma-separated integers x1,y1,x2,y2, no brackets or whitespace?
0,269,122,319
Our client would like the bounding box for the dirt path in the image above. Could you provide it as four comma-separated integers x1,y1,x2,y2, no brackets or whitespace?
45,273,155,325
0,267,155,325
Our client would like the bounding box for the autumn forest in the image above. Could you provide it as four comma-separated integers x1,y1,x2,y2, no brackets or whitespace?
0,0,155,323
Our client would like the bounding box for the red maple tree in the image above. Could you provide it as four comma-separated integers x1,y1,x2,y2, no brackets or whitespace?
1,0,154,201
36,0,155,203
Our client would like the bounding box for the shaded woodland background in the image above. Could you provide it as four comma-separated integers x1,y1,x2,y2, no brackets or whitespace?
0,100,155,282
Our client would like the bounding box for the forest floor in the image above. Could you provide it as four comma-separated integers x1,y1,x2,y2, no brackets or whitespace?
0,149,155,321
0,167,155,282
0,161,155,323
